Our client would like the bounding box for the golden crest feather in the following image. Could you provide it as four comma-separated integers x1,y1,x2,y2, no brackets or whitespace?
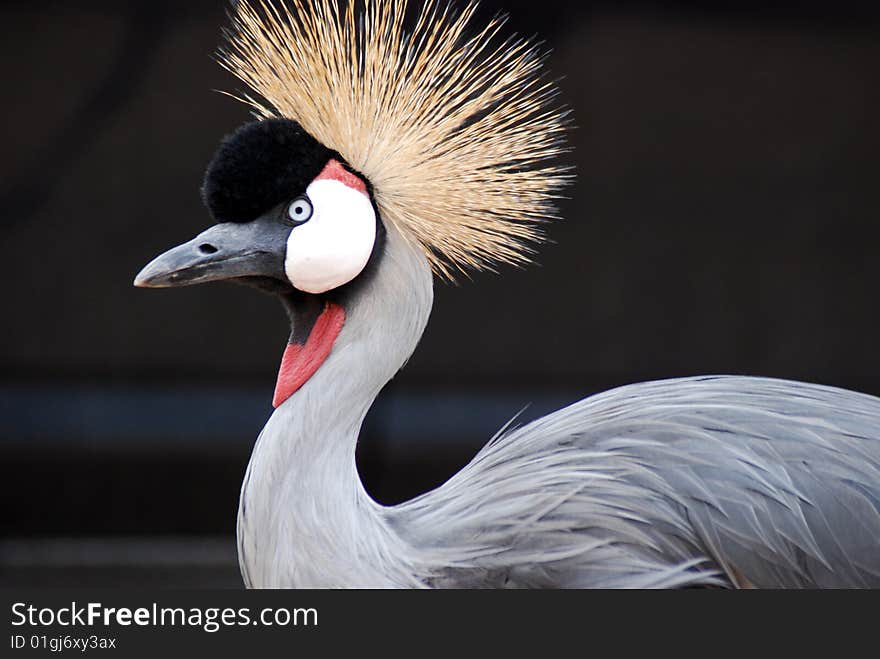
220,0,571,278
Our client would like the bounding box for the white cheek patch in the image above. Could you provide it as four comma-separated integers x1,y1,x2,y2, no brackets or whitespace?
284,178,376,294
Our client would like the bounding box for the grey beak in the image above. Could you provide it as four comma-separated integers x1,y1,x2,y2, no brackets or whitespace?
134,219,289,288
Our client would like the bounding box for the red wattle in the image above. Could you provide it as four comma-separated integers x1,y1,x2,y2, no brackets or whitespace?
272,301,346,408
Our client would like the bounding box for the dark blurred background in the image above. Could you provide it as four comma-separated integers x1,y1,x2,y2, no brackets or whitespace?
1,0,878,587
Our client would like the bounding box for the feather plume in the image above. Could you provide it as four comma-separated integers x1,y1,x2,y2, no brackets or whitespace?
220,0,571,278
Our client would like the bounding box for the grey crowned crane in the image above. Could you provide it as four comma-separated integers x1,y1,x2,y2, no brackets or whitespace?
135,0,880,588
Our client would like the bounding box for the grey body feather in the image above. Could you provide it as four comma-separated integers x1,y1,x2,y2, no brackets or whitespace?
237,224,880,588
392,376,880,588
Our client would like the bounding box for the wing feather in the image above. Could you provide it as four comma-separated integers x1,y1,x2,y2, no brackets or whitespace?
390,376,880,588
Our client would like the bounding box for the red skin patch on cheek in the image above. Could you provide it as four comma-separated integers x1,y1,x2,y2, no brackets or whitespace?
314,159,368,195
272,301,346,408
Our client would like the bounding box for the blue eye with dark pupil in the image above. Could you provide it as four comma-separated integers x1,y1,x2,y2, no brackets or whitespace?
287,196,313,225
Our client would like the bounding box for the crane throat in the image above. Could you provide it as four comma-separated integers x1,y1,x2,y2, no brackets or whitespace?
272,300,345,407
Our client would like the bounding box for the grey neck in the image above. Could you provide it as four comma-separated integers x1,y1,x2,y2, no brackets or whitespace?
237,224,434,587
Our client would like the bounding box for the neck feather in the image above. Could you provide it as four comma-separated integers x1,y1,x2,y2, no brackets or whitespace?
237,224,433,587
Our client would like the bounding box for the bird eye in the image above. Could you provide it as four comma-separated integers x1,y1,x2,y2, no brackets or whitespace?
286,196,313,225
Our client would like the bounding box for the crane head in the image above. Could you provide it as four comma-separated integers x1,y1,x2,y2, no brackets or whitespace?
134,0,571,406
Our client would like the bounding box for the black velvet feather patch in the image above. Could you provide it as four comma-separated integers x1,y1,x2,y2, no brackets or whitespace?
201,119,332,223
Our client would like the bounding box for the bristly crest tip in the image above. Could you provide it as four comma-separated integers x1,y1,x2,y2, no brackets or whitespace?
220,0,572,280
